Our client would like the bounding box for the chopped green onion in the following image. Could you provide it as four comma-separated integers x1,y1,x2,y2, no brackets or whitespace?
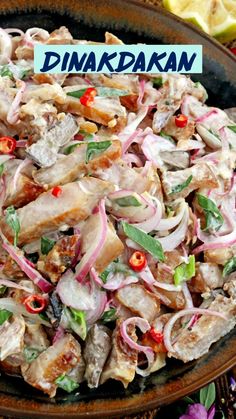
5,206,20,247
170,175,193,195
41,236,55,255
85,140,112,164
0,309,12,325
121,221,164,261
55,374,79,393
223,257,236,277
101,308,117,323
174,255,195,286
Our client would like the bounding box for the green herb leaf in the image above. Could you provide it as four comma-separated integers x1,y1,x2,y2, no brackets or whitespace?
86,141,112,164
199,382,216,410
227,125,236,133
152,77,163,88
223,257,236,277
79,130,94,141
24,347,40,363
101,308,117,323
197,194,224,232
69,308,87,340
0,286,7,295
100,269,110,284
41,236,55,255
55,374,79,393
63,142,81,155
100,260,135,283
159,131,175,143
170,175,193,195
67,88,88,99
0,65,13,78
122,221,165,261
96,87,129,97
114,195,142,207
174,255,195,286
183,396,195,404
5,206,20,247
0,309,12,325
0,163,4,176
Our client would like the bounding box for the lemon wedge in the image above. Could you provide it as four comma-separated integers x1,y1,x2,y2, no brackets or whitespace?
163,0,236,42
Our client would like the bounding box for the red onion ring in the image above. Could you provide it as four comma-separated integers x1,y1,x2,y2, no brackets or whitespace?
12,158,32,193
132,196,162,233
7,80,26,125
0,278,33,293
156,206,189,252
196,109,218,123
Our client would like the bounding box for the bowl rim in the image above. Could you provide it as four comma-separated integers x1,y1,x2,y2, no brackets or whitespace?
0,0,235,417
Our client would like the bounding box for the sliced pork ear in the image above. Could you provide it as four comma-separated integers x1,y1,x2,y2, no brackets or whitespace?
37,235,80,283
84,324,112,388
21,334,81,397
204,247,236,266
0,177,114,245
169,293,236,362
63,90,127,131
162,162,218,200
105,32,124,45
116,284,160,322
100,320,138,388
189,262,224,293
33,140,122,188
24,322,50,352
0,315,25,361
46,26,73,44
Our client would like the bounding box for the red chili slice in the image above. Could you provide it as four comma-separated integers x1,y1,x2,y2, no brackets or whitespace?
80,87,97,107
149,327,164,344
0,136,17,154
24,294,47,314
175,114,188,128
51,186,62,197
129,251,147,272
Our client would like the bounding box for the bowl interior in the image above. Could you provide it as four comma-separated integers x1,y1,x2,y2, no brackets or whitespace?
0,1,236,417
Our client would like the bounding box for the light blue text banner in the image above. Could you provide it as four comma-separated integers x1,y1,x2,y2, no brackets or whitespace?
34,44,202,74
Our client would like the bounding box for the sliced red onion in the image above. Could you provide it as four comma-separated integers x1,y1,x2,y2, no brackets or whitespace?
0,174,6,215
12,158,32,193
15,140,27,148
90,267,104,287
75,199,107,282
85,281,107,325
159,263,173,274
52,326,65,344
196,109,218,123
5,28,24,36
141,133,175,168
0,278,33,293
0,29,13,64
0,155,15,165
182,282,194,308
107,190,156,223
215,173,235,197
132,197,162,233
0,297,51,326
1,238,53,293
137,79,146,106
139,265,156,285
153,280,182,292
7,80,26,125
196,124,221,149
219,126,229,152
141,161,152,176
157,200,186,232
123,152,143,167
120,106,148,137
164,308,227,354
56,269,96,311
24,27,49,47
104,272,138,290
156,206,189,252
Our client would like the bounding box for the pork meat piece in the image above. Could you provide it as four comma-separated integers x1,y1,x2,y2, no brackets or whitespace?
21,334,81,397
0,315,25,361
37,235,80,283
84,324,112,388
116,284,160,322
24,322,50,353
100,320,138,388
0,177,114,245
170,293,236,362
33,139,122,188
162,163,218,200
189,262,224,293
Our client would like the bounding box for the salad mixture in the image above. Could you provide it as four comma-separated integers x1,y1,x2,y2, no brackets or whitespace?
0,26,235,398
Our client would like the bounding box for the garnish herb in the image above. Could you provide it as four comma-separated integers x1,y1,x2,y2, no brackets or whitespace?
5,206,20,247
24,347,40,363
199,382,216,410
100,260,136,283
85,141,112,164
64,308,87,340
55,374,79,393
170,175,193,195
197,194,224,232
121,221,165,261
63,142,81,155
223,257,236,277
114,195,142,207
0,163,4,176
174,255,195,286
41,236,56,255
0,65,13,78
67,87,129,99
152,77,163,88
0,309,12,325
227,125,236,133
159,131,175,143
0,286,7,295
101,308,117,323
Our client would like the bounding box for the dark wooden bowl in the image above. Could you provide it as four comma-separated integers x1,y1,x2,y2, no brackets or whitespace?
0,1,235,417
